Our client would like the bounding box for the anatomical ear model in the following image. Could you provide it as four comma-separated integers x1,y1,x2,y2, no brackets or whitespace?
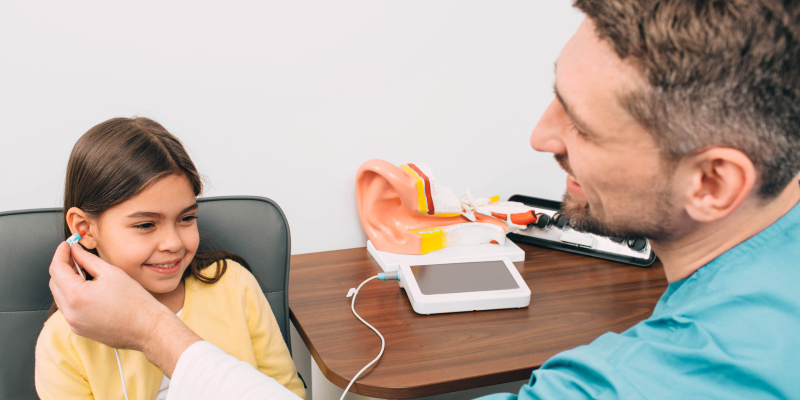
356,159,543,255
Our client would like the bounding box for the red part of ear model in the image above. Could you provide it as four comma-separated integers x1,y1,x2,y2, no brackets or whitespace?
79,230,86,237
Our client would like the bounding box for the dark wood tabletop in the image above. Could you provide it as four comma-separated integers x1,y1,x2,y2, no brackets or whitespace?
289,243,667,399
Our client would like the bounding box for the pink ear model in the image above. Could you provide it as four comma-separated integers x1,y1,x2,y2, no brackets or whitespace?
356,159,509,255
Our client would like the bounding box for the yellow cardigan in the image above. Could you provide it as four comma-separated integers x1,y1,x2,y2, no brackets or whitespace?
35,260,306,400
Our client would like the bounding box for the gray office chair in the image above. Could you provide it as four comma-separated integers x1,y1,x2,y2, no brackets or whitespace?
0,196,294,400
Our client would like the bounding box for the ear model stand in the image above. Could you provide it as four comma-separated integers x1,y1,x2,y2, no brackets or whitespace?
342,272,401,400
66,231,130,400
505,195,656,267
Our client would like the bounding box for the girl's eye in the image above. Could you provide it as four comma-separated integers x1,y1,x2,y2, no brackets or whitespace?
181,215,198,223
135,223,155,230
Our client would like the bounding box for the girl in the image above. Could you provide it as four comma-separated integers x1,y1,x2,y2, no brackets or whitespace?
35,117,306,400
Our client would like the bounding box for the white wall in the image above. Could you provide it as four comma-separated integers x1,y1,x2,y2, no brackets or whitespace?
0,1,582,254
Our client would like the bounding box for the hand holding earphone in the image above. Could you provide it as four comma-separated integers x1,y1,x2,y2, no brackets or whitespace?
65,230,87,279
49,237,174,352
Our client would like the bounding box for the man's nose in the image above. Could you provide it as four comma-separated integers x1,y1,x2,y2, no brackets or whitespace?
530,98,568,155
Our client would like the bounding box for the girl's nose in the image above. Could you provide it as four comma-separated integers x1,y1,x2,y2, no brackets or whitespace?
530,98,568,155
158,227,184,253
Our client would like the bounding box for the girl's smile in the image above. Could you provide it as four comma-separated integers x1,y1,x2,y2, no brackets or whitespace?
144,258,183,275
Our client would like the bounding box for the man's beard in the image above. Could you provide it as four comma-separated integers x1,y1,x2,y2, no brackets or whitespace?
555,155,679,241
561,191,679,241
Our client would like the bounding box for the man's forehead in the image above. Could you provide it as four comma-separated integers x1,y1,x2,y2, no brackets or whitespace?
554,18,645,141
556,19,640,88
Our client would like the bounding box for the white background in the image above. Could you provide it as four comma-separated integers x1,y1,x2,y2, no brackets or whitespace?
0,1,583,254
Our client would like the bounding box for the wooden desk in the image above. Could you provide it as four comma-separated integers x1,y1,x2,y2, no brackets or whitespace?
289,243,667,399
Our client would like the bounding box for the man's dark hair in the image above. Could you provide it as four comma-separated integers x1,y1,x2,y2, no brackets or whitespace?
574,0,800,198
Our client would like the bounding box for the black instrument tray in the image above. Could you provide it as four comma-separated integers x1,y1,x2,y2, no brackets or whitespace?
506,194,657,267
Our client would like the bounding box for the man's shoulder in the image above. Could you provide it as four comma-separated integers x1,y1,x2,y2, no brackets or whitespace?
679,203,800,304
534,322,799,399
577,271,800,397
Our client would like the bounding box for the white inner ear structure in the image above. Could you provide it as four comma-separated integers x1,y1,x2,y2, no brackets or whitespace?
355,159,539,255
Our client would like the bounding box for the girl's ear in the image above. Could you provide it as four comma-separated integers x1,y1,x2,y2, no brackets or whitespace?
66,207,98,249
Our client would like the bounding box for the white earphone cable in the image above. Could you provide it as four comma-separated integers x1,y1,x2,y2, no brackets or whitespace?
67,233,127,400
114,348,130,400
340,275,384,400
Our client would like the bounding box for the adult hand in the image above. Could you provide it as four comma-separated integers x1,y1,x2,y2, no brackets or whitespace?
49,242,201,377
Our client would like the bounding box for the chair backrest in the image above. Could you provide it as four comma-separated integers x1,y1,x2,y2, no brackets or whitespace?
0,196,293,400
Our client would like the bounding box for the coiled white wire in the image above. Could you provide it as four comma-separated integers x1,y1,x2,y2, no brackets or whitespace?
114,348,129,400
340,275,384,400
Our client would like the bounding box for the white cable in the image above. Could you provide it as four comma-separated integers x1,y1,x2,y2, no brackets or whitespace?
340,275,383,400
114,348,130,400
68,235,126,399
74,261,86,279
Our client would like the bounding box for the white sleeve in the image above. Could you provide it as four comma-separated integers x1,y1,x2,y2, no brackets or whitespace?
166,341,303,400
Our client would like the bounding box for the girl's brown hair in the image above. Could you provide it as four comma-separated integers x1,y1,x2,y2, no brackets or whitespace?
63,116,250,284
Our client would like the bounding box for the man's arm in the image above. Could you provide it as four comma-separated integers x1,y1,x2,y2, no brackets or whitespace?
167,341,301,400
50,243,302,399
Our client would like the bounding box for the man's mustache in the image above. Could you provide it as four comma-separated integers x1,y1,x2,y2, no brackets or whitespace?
554,154,573,176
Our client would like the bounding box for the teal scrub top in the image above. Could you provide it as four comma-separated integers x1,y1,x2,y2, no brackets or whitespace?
479,199,800,399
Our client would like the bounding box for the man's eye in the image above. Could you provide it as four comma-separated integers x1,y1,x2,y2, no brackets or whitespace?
568,121,588,138
135,223,155,230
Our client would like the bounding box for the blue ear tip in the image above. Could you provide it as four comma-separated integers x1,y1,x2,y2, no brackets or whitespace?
66,232,82,248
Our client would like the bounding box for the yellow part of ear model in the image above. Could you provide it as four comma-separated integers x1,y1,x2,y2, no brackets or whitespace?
400,163,461,218
400,164,429,215
410,228,446,254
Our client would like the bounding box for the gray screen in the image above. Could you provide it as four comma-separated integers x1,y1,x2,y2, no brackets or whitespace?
409,260,520,295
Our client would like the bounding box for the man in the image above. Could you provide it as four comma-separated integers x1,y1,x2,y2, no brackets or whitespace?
476,0,800,398
50,0,800,398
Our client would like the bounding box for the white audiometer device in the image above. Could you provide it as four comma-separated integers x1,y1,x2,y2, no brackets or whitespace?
340,256,530,399
397,256,531,315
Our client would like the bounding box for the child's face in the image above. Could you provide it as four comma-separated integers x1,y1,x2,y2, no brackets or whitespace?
89,174,199,296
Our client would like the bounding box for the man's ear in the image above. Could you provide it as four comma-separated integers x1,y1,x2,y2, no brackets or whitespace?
65,207,98,249
680,148,756,223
